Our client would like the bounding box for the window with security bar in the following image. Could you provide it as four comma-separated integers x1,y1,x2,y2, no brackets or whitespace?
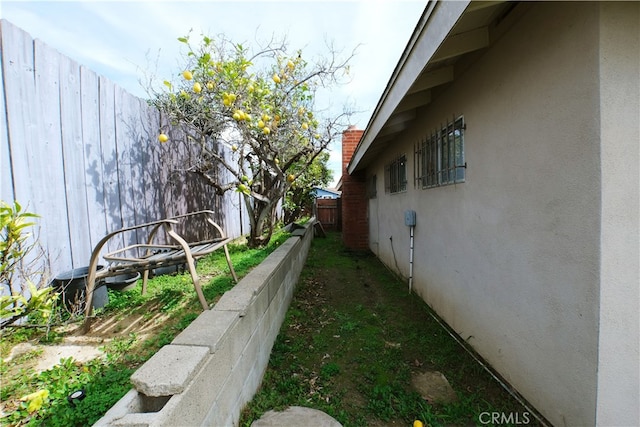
414,116,466,188
384,154,407,194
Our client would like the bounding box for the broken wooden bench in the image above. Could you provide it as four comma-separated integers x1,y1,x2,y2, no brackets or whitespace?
82,210,237,332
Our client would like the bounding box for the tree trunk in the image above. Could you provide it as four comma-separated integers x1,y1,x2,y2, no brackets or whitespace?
246,197,278,248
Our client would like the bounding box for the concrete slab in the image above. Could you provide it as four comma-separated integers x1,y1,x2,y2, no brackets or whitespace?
130,345,209,397
412,370,458,404
251,406,342,427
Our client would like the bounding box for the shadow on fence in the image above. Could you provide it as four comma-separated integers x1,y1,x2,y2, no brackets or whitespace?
0,19,232,280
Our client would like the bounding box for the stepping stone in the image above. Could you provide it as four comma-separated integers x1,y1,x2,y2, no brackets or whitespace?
412,370,458,404
251,406,342,427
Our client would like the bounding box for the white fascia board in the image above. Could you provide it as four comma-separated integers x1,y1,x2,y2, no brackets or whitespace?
348,0,470,174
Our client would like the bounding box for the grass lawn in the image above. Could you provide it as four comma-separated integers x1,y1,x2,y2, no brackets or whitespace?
0,229,291,427
2,228,541,427
241,232,540,427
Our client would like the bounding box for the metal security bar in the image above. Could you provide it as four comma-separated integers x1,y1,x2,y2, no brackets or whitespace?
414,116,466,189
385,154,407,193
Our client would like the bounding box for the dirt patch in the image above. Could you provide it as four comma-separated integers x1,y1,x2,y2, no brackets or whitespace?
2,300,173,375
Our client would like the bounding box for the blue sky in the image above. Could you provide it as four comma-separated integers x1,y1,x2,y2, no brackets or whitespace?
1,0,426,185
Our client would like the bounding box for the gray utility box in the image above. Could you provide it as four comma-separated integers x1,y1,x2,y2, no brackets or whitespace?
404,210,416,227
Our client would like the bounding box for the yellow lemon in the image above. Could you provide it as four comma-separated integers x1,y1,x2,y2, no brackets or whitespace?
182,70,193,80
231,144,238,152
258,120,265,128
413,421,424,427
302,122,309,130
287,59,295,70
286,174,295,183
193,82,202,93
272,73,281,84
206,81,214,90
158,133,169,143
263,127,271,135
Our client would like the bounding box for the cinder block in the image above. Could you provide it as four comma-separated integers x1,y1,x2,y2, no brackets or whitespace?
214,359,248,418
215,285,254,315
257,304,272,339
242,324,263,368
172,309,239,352
99,233,313,426
236,268,268,297
110,413,155,426
218,315,254,366
201,401,222,427
241,283,270,326
94,390,144,426
157,383,213,427
130,345,209,397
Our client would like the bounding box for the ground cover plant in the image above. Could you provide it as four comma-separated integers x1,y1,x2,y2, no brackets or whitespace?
0,228,290,426
241,232,541,427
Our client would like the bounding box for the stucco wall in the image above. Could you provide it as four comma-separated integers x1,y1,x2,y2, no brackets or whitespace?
596,2,640,425
368,3,608,425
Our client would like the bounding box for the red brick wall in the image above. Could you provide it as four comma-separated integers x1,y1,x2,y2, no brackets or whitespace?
341,127,368,250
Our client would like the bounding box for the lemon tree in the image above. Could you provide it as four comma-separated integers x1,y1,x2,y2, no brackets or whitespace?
150,33,352,247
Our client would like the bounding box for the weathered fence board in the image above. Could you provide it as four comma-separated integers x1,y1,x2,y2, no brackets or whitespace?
1,20,49,281
1,19,240,282
59,53,92,267
79,65,109,254
2,20,38,214
114,86,137,247
35,39,73,267
0,30,13,201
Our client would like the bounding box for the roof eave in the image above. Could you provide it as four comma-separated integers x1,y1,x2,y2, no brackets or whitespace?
347,0,470,175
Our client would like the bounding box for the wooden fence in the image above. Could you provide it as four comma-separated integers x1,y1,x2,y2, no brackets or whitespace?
0,19,248,282
315,198,341,231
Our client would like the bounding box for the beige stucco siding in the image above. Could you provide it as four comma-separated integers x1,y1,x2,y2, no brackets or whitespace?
596,2,640,426
368,3,606,425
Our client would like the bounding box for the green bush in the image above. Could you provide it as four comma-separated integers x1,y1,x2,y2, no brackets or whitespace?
1,201,56,328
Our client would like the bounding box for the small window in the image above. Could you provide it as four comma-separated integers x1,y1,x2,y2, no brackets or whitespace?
368,174,377,199
385,154,407,194
415,116,465,188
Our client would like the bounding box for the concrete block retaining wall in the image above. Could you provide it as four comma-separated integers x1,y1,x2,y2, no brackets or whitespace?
95,222,315,426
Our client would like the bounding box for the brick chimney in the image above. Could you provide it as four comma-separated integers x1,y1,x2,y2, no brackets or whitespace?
341,126,368,250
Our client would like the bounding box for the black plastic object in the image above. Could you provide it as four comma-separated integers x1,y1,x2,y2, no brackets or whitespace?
104,272,140,291
67,389,86,407
52,266,107,311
